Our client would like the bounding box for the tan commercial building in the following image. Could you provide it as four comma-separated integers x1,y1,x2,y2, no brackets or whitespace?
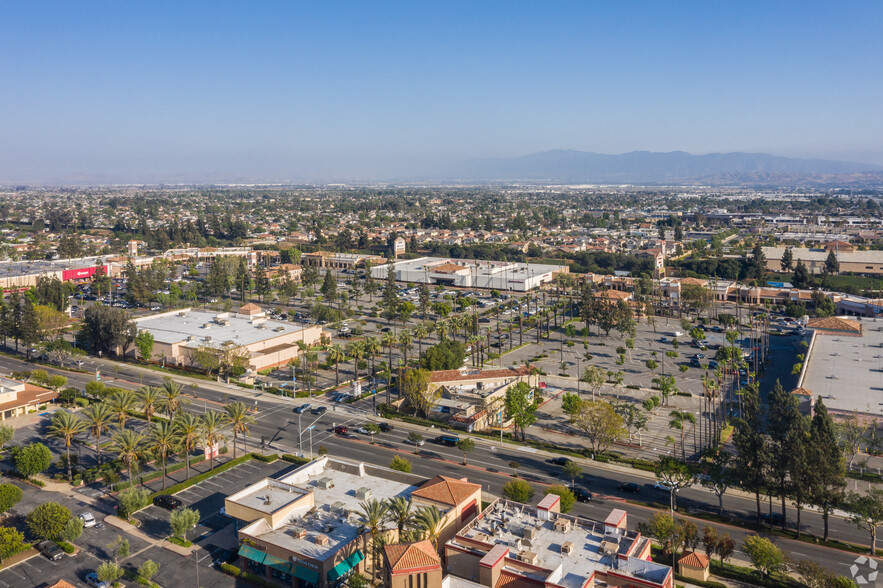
0,376,57,421
762,246,883,276
225,457,482,588
131,303,323,372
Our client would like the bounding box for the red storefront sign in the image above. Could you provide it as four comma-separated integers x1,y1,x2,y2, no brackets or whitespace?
61,266,107,281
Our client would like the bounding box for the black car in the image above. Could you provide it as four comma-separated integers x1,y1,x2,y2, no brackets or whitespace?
547,456,573,467
379,423,394,432
618,482,640,494
37,540,64,561
311,406,328,415
573,488,593,503
762,512,785,526
153,495,183,511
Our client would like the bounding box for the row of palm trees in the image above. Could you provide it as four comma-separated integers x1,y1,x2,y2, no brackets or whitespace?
356,497,445,577
47,379,255,490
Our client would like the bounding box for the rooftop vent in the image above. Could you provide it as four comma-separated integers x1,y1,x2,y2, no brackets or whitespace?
522,527,536,540
202,323,212,329
274,327,285,332
516,551,538,565
317,477,334,490
553,519,572,533
290,528,307,539
313,534,329,546
177,312,187,317
561,542,574,555
355,487,372,501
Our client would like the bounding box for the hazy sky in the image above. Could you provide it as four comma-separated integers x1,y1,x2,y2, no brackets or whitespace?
1,1,882,182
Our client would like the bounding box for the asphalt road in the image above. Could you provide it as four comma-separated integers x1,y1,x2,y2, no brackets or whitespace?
0,351,877,578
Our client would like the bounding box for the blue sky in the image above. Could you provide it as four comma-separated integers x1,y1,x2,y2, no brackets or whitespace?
1,1,881,182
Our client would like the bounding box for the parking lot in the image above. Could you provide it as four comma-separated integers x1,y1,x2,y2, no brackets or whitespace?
0,458,298,588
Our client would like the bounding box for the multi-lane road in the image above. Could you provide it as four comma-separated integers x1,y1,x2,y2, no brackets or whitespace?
0,352,877,576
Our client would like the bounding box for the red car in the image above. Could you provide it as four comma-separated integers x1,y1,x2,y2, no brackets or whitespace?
333,426,348,435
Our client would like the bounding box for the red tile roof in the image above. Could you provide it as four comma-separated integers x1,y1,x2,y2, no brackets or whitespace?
678,550,710,569
806,316,863,334
412,475,481,507
384,540,440,572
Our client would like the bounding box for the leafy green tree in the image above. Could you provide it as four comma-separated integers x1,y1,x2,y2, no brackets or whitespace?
170,508,200,541
78,304,137,356
0,527,26,559
58,516,83,543
505,382,537,441
732,386,771,523
26,502,71,540
137,560,160,584
562,460,583,487
655,456,694,512
567,397,625,457
767,379,806,530
97,562,123,584
456,438,475,465
13,442,52,478
502,479,534,503
400,368,438,418
407,431,423,454
134,330,154,362
320,269,337,303
0,485,22,514
846,488,883,554
637,512,678,556
389,455,412,473
0,424,13,449
117,487,151,519
699,448,732,516
743,535,785,578
420,339,466,370
544,485,576,513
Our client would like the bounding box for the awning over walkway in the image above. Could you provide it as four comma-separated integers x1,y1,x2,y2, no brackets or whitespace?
238,544,266,564
327,550,365,581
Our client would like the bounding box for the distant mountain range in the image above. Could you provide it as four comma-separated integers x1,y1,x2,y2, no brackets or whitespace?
442,150,883,185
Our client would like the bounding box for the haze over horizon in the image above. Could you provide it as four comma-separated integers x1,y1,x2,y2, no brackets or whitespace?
2,1,882,183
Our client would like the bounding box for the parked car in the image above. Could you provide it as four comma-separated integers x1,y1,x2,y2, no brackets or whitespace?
708,360,719,369
573,488,593,503
653,481,675,492
356,426,373,435
36,540,64,561
379,423,393,432
311,406,327,415
762,512,785,526
333,426,348,435
294,403,311,414
547,456,573,467
85,572,110,588
618,482,640,494
153,495,183,511
404,437,425,446
78,512,96,528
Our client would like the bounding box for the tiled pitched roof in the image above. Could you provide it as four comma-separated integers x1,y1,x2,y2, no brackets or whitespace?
593,289,632,300
430,262,468,273
47,582,77,588
496,571,545,588
678,550,710,568
429,366,530,383
239,303,262,313
791,387,812,397
806,316,863,334
412,475,480,506
384,540,440,572
679,277,708,286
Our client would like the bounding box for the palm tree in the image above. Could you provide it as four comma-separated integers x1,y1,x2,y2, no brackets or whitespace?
110,429,145,484
149,420,177,490
346,340,366,383
160,379,189,418
398,330,413,366
356,498,388,577
364,336,382,378
47,411,88,482
382,331,397,371
412,323,428,360
435,320,449,342
385,496,415,541
138,386,162,424
200,410,228,470
224,401,254,458
469,335,482,368
413,505,445,550
327,344,347,387
449,316,462,343
668,410,696,460
81,403,113,465
108,389,137,429
173,412,201,480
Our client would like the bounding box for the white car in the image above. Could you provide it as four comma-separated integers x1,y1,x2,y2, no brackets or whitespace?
356,427,373,435
79,512,96,528
653,481,675,492
403,437,425,447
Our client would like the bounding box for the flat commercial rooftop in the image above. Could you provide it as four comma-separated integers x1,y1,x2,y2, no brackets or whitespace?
0,256,106,277
134,309,309,349
453,501,668,588
802,319,883,417
236,459,417,561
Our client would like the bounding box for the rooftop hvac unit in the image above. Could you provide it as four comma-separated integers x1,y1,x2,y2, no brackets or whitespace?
313,534,329,546
561,542,574,555
274,326,285,332
290,528,307,539
516,551,538,565
202,323,212,329
317,477,334,490
204,336,212,342
522,527,536,540
553,519,572,533
355,487,372,500
178,312,187,317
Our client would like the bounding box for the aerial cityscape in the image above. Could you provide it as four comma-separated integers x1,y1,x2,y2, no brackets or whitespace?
0,3,881,588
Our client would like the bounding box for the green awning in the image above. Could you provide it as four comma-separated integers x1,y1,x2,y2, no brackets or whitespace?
327,560,353,581
294,565,320,584
264,553,290,573
345,550,365,568
238,544,267,564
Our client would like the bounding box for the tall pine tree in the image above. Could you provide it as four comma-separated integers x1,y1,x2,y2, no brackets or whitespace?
767,380,805,529
732,385,771,523
809,396,846,540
